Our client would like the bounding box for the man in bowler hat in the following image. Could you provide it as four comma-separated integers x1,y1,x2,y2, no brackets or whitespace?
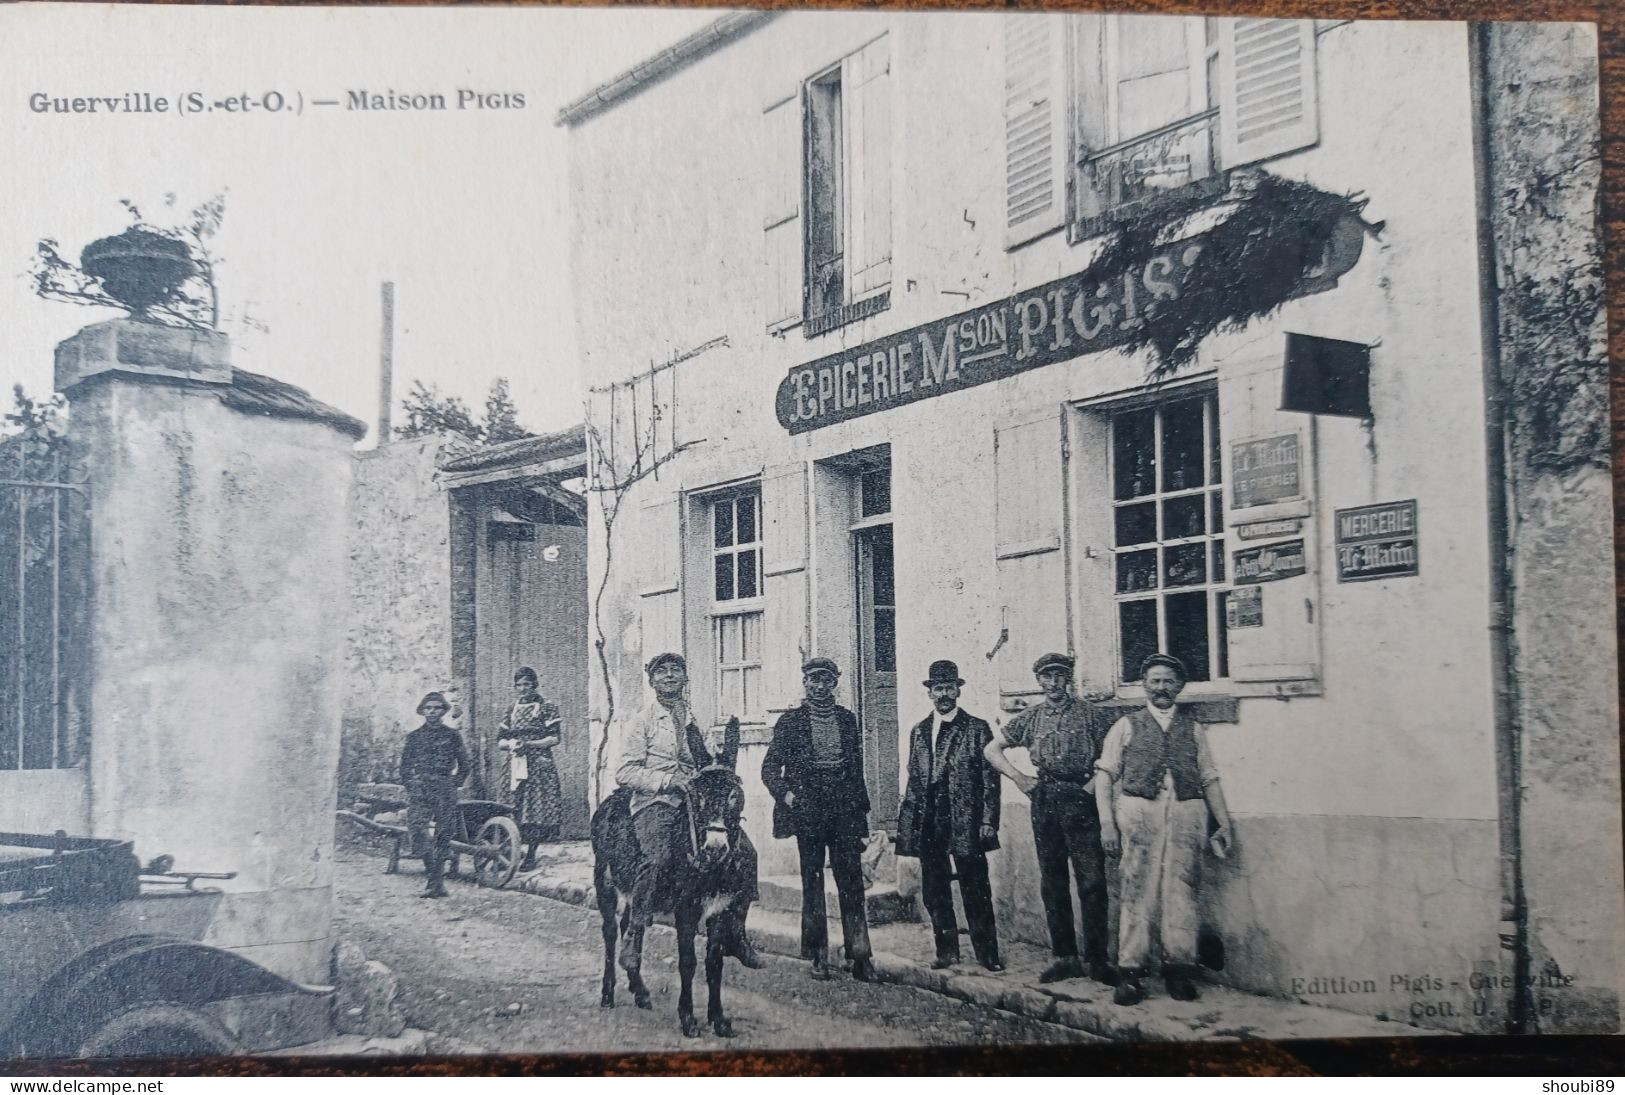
897,660,1004,971
985,652,1115,984
761,657,876,981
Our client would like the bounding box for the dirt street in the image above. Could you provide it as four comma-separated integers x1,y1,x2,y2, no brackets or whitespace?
332,847,1098,1055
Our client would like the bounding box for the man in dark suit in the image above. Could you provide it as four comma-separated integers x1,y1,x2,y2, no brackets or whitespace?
897,660,1004,972
761,657,875,982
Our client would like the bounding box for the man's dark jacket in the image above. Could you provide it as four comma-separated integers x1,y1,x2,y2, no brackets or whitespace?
760,704,869,841
896,710,1001,858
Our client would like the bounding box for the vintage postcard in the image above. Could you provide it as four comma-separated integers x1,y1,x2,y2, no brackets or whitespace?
0,2,1618,1062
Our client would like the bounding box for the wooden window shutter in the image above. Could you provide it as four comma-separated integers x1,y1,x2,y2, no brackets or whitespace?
760,463,810,712
1217,18,1319,168
844,36,892,300
1217,363,1322,691
763,88,803,331
638,494,683,660
1005,14,1069,248
993,413,1070,698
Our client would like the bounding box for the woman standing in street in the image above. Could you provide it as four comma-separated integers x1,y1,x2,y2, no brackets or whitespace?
498,666,563,869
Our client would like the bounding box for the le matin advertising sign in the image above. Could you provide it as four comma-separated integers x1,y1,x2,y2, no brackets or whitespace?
773,214,1366,435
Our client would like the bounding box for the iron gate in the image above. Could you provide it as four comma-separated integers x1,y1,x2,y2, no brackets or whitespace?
0,436,89,771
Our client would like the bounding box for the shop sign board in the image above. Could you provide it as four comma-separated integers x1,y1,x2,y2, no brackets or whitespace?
1226,586,1264,628
1231,434,1303,509
1233,539,1307,585
1235,517,1303,541
1335,500,1419,582
773,216,1365,435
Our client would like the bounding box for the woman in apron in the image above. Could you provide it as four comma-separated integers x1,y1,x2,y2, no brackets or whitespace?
497,666,563,869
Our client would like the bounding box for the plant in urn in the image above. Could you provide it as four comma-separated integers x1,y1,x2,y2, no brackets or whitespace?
79,227,195,321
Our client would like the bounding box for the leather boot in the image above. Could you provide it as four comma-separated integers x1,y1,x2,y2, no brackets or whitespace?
1039,956,1084,983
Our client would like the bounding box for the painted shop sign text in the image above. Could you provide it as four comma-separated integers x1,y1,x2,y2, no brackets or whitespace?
1231,434,1303,509
1233,539,1307,585
774,209,1369,435
1336,500,1419,582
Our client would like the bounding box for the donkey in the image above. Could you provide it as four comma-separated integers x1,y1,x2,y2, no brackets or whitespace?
591,723,755,1038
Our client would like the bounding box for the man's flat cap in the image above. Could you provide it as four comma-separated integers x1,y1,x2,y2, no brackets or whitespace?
802,656,841,678
646,652,687,675
1032,652,1075,676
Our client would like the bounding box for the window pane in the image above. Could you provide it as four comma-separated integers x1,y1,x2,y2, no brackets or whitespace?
714,552,735,602
1115,502,1156,547
874,607,897,673
714,501,734,548
1166,591,1211,682
720,668,742,717
742,666,760,717
1210,490,1223,533
870,528,895,606
1214,591,1230,680
738,548,759,599
741,612,763,659
861,469,891,518
1162,495,1205,540
737,494,758,546
717,615,737,663
1164,542,1206,587
1211,539,1226,582
1113,408,1157,500
1119,600,1159,683
1161,399,1204,493
1117,549,1158,594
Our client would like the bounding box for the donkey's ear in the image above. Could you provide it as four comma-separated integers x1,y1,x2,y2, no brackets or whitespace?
719,716,741,771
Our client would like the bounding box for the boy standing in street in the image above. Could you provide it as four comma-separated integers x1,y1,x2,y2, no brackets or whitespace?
400,691,468,899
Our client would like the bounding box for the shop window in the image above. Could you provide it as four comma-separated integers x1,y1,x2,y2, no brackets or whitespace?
710,489,764,722
1003,15,1319,245
1110,392,1228,684
763,36,892,335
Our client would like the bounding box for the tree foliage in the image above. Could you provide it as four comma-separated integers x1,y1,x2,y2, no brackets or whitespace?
29,193,236,332
396,376,533,446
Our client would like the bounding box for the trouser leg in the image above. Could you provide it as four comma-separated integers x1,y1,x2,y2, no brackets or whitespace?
1062,792,1111,967
918,833,959,959
828,833,872,962
954,853,999,965
631,803,677,927
1115,792,1163,972
1031,787,1079,959
1160,798,1209,966
796,832,830,959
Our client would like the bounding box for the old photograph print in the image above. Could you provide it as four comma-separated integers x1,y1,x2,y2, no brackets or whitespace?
0,2,1619,1061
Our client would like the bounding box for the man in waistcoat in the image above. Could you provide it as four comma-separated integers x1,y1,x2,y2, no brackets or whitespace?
984,652,1114,985
897,660,1003,971
1094,653,1234,1005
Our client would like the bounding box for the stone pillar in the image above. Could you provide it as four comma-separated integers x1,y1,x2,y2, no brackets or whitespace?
56,318,364,1040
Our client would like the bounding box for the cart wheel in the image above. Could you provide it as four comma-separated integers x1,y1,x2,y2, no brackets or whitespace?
474,815,522,888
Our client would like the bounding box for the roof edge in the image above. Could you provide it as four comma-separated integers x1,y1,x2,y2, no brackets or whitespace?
556,10,778,128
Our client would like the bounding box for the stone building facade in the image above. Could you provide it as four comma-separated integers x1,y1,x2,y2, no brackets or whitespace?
563,12,1618,1033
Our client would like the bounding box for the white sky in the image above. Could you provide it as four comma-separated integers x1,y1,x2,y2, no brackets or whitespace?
0,3,717,444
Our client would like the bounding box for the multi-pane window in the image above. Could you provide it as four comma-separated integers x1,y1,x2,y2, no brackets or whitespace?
711,490,763,721
712,491,761,603
1110,393,1229,684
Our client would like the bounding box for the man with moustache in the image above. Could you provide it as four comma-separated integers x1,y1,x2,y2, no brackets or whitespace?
761,657,876,982
1095,653,1234,1005
984,652,1115,985
897,660,1003,972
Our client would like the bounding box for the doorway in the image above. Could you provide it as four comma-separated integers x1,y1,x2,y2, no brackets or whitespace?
852,466,898,831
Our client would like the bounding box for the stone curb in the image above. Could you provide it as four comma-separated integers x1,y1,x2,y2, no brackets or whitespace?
511,871,1239,1042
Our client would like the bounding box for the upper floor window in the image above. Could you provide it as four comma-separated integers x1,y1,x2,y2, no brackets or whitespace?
1005,15,1320,247
763,35,893,337
712,490,762,604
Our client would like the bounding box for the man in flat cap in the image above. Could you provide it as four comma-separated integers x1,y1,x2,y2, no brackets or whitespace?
615,651,762,972
761,657,875,981
1095,653,1233,1005
897,660,1003,971
985,652,1114,984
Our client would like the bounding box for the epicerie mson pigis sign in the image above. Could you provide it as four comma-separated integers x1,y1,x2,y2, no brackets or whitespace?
1335,500,1420,582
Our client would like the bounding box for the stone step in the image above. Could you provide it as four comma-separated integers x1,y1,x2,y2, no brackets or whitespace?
757,873,919,925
